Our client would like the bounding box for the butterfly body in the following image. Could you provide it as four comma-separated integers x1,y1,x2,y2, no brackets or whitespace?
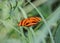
18,17,41,27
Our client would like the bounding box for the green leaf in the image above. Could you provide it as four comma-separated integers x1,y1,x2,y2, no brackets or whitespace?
55,22,60,43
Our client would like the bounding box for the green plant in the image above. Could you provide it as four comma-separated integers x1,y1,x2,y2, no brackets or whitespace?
0,0,60,43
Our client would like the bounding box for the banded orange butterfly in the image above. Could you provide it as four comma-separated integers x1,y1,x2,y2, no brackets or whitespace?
18,17,41,27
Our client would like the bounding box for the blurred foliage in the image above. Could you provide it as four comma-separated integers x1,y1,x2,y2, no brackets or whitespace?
55,20,60,43
0,0,60,43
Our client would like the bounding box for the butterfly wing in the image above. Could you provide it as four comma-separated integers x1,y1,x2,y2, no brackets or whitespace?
18,17,41,27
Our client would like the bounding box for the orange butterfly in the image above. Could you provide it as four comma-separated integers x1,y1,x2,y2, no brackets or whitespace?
18,17,41,27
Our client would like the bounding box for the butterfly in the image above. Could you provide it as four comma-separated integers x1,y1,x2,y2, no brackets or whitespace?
18,17,41,27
